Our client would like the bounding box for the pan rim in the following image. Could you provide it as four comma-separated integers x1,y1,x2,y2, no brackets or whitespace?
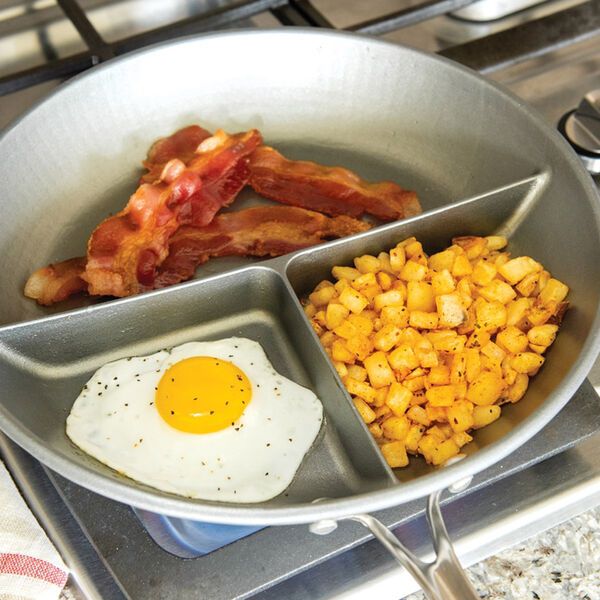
1,28,600,525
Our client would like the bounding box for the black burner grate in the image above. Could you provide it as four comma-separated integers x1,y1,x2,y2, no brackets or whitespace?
0,0,598,96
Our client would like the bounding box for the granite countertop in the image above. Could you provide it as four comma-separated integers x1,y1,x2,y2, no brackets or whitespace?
405,506,600,600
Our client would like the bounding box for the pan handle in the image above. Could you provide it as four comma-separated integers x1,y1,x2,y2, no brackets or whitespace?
310,475,479,600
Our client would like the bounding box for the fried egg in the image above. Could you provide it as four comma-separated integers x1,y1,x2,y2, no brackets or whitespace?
66,338,323,502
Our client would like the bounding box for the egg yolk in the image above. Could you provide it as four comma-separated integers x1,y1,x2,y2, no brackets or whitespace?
155,356,252,433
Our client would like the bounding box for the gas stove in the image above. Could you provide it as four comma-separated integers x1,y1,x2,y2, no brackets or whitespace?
0,1,599,599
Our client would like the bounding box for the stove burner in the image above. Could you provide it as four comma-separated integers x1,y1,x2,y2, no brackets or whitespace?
558,90,600,175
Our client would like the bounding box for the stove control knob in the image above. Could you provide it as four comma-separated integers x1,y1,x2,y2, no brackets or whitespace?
558,90,600,175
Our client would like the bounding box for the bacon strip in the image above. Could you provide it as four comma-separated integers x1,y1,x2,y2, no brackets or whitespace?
152,206,370,289
84,129,262,297
248,146,421,222
24,257,87,306
24,207,369,305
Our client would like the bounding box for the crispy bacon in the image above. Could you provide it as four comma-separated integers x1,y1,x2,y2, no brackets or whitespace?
248,146,421,222
141,125,212,184
84,129,262,297
24,257,87,306
152,206,370,289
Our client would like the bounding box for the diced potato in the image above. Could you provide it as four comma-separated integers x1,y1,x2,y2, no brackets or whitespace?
465,348,481,383
314,279,334,291
405,424,425,452
529,343,547,354
450,352,467,384
309,285,336,307
431,438,460,466
347,313,375,337
447,400,475,433
431,269,456,295
325,303,350,330
454,381,467,399
403,375,427,392
332,266,360,281
334,278,351,294
374,405,392,420
374,289,405,311
320,330,337,348
475,300,507,330
506,373,529,403
405,240,424,258
314,310,327,327
428,249,456,272
377,271,393,291
480,341,506,363
364,351,396,388
472,405,501,429
527,324,558,347
304,303,317,318
373,324,403,352
436,293,467,328
418,434,437,463
494,253,510,268
381,416,411,440
345,377,377,403
406,281,435,312
526,302,555,327
339,287,369,314
331,340,355,364
428,365,451,385
386,383,413,416
333,319,358,340
426,385,456,407
471,260,497,286
427,425,449,441
354,254,381,274
311,319,324,336
352,272,377,291
380,306,410,327
389,245,407,272
399,260,428,282
511,352,545,375
353,397,376,424
467,371,505,405
539,278,569,305
368,422,383,439
478,279,517,304
499,256,542,285
407,405,431,427
347,364,367,382
452,236,487,260
506,298,530,327
332,361,348,379
388,344,420,371
409,311,439,329
466,328,491,349
496,326,529,354
485,235,508,250
372,386,388,407
380,441,409,468
452,431,473,448
377,252,393,273
416,347,439,368
346,335,374,362
452,254,473,277
516,272,540,297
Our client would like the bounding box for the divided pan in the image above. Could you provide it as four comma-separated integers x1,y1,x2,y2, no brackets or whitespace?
1,29,600,598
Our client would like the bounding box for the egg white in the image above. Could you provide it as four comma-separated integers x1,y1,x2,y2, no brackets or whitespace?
66,338,323,502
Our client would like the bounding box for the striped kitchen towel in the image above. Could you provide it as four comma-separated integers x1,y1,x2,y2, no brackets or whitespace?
0,459,68,600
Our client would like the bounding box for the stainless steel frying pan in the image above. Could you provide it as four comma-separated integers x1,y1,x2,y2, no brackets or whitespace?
1,30,599,599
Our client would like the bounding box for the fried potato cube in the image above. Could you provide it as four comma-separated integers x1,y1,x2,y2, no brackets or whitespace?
450,352,467,384
527,324,558,347
352,272,377,291
471,260,497,286
334,278,351,294
494,253,510,268
529,343,547,354
405,240,424,258
380,441,409,468
431,269,456,295
472,405,501,429
405,424,425,453
304,303,317,318
377,252,393,274
409,311,439,329
426,385,456,407
481,341,506,363
466,370,505,405
478,279,517,304
386,383,413,416
347,313,375,337
377,271,393,291
511,352,544,375
314,279,335,291
331,340,355,364
516,272,540,297
447,400,475,433
466,328,491,349
325,303,350,330
345,377,377,403
418,434,437,463
452,431,473,448
506,298,531,328
372,386,388,407
428,365,451,385
539,278,569,305
346,335,374,362
496,326,529,354
380,306,409,328
382,416,411,440
416,348,439,369
436,293,467,328
368,422,383,439
431,438,460,466
373,324,403,352
364,351,396,388
465,348,481,382
308,285,336,307
332,361,348,379
403,375,427,392
354,254,381,274
498,256,542,285
375,405,392,419
388,344,420,371
526,302,556,327
347,364,367,382
452,254,473,277
506,373,529,403
389,244,407,272
475,300,507,330
332,266,360,281
407,405,431,427
427,425,449,441
333,319,358,340
320,330,337,348
361,284,383,302
453,236,487,260
399,260,428,282
485,235,508,251
407,281,435,312
374,289,405,311
428,249,456,272
353,397,377,424
311,319,324,336
339,286,369,314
